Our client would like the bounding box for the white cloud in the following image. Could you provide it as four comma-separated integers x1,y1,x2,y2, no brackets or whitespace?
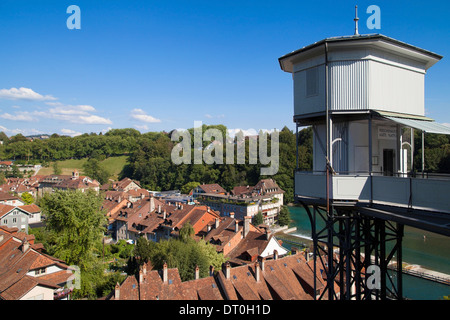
131,108,161,123
227,128,278,138
0,87,57,101
204,113,225,119
134,124,149,131
35,102,112,124
77,114,112,125
0,111,34,121
0,125,43,136
46,102,96,115
61,128,82,137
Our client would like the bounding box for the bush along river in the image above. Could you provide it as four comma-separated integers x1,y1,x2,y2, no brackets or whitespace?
283,205,450,300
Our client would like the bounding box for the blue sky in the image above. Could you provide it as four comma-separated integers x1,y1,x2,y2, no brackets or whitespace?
0,0,449,137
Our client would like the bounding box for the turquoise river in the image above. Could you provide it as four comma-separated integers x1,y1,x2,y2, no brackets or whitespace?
285,206,450,300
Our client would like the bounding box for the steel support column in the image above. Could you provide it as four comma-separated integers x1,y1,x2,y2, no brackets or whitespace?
301,201,404,300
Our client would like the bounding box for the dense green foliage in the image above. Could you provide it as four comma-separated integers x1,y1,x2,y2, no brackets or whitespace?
0,125,308,204
252,212,264,225
82,158,111,184
277,205,291,227
7,124,450,203
412,131,450,173
129,235,227,281
21,192,34,205
38,190,107,271
31,190,129,299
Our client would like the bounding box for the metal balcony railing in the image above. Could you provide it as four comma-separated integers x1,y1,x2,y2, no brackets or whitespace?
294,170,450,213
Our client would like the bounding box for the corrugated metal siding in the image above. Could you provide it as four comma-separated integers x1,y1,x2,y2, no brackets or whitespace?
329,60,369,111
332,122,348,173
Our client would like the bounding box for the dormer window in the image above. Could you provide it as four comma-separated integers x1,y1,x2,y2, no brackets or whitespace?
35,267,46,276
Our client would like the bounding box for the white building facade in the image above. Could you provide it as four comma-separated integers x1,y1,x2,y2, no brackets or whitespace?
279,34,450,214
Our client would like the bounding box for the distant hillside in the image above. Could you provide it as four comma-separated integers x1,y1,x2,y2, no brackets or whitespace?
36,155,128,181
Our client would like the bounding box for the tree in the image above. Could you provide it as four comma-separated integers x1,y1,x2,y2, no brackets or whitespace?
0,171,6,184
128,236,226,281
277,205,291,227
21,192,34,205
181,181,200,195
253,212,264,226
52,162,61,175
196,239,227,273
39,190,107,271
82,158,111,184
179,222,195,242
133,237,155,265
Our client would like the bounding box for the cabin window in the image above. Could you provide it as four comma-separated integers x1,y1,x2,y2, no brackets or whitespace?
306,67,319,97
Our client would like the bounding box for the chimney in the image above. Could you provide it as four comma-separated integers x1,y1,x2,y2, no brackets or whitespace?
139,263,147,283
209,265,215,277
163,210,167,220
0,234,3,243
158,204,161,213
230,212,235,219
255,262,261,282
258,256,265,271
235,220,239,233
305,248,310,262
195,265,200,280
207,224,212,232
180,205,183,210
21,238,29,253
273,250,278,260
215,218,220,229
162,262,168,283
127,202,131,208
141,193,145,200
115,282,120,300
265,228,271,240
118,195,121,203
223,262,231,280
243,216,251,238
149,195,155,212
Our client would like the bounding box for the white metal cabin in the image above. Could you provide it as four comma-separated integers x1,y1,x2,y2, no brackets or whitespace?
279,34,450,218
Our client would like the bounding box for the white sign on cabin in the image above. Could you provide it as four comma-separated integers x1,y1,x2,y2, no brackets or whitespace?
378,126,397,140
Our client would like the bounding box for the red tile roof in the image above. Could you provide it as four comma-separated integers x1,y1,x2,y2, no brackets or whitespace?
197,184,226,194
0,228,72,300
107,262,224,300
108,251,327,300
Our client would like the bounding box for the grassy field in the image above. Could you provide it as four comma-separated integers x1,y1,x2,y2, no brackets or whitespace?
36,155,129,180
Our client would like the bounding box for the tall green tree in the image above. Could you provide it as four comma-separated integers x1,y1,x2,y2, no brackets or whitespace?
52,162,61,175
179,222,195,242
253,212,264,226
39,190,107,271
277,205,291,226
82,158,111,184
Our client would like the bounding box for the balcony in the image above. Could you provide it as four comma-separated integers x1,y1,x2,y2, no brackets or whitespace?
295,171,450,214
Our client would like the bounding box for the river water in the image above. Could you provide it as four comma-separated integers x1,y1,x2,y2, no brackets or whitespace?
287,206,450,300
